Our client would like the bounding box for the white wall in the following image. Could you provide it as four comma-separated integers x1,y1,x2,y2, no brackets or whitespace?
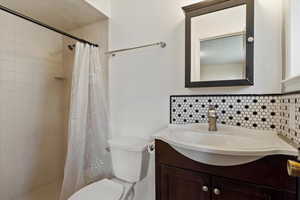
285,0,300,78
109,0,284,200
0,10,66,200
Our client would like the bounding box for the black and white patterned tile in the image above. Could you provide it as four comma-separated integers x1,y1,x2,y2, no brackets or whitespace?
279,94,300,145
170,93,300,145
170,95,281,131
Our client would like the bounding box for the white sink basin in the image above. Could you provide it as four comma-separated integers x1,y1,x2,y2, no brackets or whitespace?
154,124,297,166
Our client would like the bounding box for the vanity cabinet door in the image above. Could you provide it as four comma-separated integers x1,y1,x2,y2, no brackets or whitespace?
211,177,286,200
160,165,210,200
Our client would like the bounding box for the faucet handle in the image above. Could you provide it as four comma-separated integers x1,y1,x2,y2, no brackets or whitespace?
207,105,217,117
208,105,217,117
208,105,215,110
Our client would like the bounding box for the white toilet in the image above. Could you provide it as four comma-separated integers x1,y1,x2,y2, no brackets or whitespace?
69,136,150,200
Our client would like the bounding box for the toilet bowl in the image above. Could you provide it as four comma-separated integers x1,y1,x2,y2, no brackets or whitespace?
68,136,150,200
69,178,134,200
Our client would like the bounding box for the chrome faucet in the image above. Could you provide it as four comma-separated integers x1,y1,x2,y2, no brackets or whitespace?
208,105,217,132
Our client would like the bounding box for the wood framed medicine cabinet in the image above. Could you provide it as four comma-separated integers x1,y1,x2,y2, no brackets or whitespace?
183,0,254,88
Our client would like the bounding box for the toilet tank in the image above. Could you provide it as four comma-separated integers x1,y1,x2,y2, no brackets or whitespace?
108,137,150,183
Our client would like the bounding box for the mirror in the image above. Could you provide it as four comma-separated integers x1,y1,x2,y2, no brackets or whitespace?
183,0,254,88
197,32,246,82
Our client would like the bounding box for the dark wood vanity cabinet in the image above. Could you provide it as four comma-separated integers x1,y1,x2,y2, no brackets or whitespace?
160,165,210,200
155,140,297,200
160,166,284,200
211,177,284,200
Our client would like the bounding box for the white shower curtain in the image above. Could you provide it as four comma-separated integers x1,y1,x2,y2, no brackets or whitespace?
60,42,111,200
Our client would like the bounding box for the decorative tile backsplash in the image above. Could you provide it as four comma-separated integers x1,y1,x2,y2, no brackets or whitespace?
170,93,300,145
279,94,300,145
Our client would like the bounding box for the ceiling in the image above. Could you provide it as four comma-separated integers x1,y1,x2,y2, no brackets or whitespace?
0,0,107,31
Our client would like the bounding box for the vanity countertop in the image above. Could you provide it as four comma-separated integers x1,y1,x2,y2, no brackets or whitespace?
154,124,297,166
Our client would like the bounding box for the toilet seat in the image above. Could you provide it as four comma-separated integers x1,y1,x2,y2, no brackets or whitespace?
69,179,126,200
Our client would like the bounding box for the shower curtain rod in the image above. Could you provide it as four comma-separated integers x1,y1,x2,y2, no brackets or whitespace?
0,4,99,47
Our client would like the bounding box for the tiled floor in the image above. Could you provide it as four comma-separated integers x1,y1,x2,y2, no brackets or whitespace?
15,180,62,200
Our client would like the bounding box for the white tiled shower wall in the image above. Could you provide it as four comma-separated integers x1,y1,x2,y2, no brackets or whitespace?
0,11,67,199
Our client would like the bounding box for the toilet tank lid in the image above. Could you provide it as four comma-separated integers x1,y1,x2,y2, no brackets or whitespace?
108,137,149,152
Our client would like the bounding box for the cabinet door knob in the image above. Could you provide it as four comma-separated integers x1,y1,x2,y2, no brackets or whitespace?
213,188,221,195
202,186,209,192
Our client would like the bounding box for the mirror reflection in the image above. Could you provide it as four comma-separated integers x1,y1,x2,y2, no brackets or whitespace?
190,5,247,82
199,33,246,81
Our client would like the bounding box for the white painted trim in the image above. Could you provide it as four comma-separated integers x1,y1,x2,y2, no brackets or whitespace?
283,0,300,80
